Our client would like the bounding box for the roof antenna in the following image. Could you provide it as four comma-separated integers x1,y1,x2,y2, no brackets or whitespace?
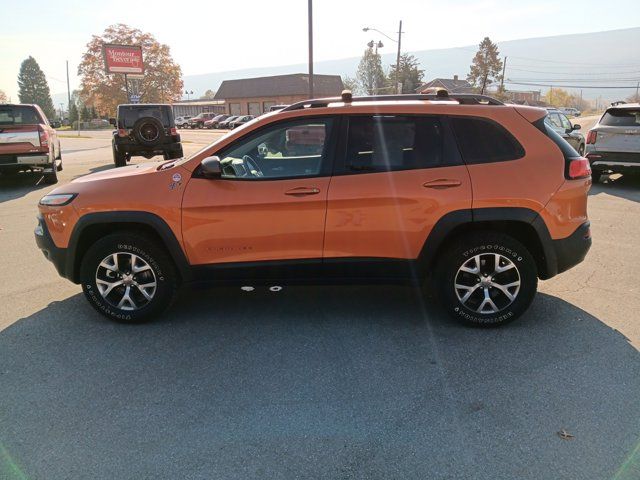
341,89,353,103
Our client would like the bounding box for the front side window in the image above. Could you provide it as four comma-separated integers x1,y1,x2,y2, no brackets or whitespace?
217,118,334,180
451,117,525,164
345,115,444,172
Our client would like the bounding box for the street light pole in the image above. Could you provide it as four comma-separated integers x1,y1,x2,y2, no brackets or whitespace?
308,0,314,99
395,20,402,93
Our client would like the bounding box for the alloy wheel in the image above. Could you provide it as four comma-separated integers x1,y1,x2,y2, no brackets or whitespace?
95,252,157,311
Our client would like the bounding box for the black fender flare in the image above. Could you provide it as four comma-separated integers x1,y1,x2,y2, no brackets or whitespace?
66,211,192,283
417,207,557,280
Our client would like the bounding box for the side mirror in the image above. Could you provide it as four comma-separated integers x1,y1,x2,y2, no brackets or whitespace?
109,117,116,126
572,124,581,130
200,156,222,178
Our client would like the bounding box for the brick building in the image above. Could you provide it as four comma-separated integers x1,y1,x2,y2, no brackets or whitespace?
214,73,344,116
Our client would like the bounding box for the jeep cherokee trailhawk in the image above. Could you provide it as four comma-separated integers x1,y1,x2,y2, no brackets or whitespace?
35,91,592,326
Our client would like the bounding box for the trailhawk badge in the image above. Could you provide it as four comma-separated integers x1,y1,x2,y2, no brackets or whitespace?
169,172,182,190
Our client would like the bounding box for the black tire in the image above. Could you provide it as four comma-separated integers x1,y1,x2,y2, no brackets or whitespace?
80,233,178,323
436,232,538,327
578,143,586,156
43,165,58,184
132,117,165,147
113,143,127,167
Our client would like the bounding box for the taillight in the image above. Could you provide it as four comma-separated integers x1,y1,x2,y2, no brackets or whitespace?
38,125,49,148
170,127,177,136
568,157,591,179
586,130,597,144
118,129,127,137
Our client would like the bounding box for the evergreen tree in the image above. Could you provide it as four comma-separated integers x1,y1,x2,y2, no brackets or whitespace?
81,105,90,121
69,103,79,124
356,47,386,95
386,54,424,94
467,37,503,94
17,56,56,119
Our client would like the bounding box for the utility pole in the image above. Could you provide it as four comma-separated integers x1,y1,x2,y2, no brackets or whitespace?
308,0,314,99
66,60,71,110
636,81,639,101
395,20,402,93
500,56,507,92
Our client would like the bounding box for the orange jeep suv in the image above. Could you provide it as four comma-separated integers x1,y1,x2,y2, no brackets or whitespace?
35,91,592,326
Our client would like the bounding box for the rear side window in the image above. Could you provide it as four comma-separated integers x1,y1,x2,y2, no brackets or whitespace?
345,115,444,172
119,106,171,128
451,117,524,163
600,109,640,127
0,106,42,125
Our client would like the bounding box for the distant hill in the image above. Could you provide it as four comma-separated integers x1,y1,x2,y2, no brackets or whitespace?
182,27,640,102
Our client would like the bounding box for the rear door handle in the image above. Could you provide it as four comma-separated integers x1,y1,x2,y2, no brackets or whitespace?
422,179,462,189
285,187,321,196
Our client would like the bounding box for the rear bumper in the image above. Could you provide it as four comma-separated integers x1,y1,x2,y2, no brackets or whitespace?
0,153,50,169
34,215,72,281
586,151,640,170
552,221,592,275
114,141,183,156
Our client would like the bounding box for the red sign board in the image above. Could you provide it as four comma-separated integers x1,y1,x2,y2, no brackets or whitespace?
103,44,144,74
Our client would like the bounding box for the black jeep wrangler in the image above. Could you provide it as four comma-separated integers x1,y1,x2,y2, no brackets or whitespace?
110,104,183,167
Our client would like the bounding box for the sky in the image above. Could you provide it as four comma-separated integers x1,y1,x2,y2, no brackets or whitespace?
1,0,639,102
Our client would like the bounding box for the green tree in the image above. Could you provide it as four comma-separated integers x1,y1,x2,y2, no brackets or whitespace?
356,47,386,95
68,103,79,124
17,56,56,119
341,75,361,95
386,54,424,94
467,37,503,94
81,105,90,121
200,89,216,100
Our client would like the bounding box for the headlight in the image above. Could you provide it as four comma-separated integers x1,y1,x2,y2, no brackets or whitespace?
39,193,77,206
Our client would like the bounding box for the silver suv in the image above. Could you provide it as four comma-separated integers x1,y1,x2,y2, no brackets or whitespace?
586,103,640,181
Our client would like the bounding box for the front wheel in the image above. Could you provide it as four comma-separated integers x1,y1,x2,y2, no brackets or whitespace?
80,233,178,323
436,232,538,327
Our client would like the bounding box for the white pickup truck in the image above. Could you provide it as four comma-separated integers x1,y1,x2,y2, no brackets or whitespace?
0,104,62,184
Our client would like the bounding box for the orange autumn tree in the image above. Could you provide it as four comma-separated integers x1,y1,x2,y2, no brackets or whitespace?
78,24,183,116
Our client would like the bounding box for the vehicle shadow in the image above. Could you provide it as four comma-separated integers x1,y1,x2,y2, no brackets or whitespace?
590,173,640,203
0,172,52,203
1,288,638,480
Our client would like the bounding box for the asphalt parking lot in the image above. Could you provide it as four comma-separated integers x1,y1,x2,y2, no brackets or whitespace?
1,121,639,479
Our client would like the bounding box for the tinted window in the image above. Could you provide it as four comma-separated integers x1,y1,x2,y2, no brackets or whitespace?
217,118,333,179
601,109,640,127
451,117,525,163
119,106,171,128
0,106,42,125
345,116,443,172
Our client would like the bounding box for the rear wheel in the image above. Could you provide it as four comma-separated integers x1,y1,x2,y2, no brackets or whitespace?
436,232,538,327
591,169,604,183
113,144,127,167
42,165,58,184
80,233,178,323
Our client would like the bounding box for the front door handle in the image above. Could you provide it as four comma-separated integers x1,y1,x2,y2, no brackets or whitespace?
285,187,321,196
422,179,462,189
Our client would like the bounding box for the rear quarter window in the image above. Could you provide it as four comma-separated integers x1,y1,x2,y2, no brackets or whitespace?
451,117,525,164
600,109,640,127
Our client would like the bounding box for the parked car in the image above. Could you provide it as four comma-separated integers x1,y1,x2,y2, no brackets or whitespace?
204,114,230,129
110,104,183,167
229,115,255,129
175,115,192,128
188,112,217,129
217,115,239,129
545,108,585,155
585,103,640,181
0,103,62,184
268,105,289,112
559,107,581,117
35,91,591,326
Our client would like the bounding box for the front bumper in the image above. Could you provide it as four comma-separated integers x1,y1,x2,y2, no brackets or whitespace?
34,215,71,280
552,221,592,275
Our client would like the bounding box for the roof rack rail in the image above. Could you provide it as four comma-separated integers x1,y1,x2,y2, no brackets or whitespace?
281,91,504,112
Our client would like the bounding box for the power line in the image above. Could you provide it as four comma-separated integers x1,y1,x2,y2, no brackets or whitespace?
507,67,640,76
505,55,640,67
505,80,639,89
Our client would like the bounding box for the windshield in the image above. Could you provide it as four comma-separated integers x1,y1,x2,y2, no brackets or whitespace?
601,109,640,127
0,106,42,125
119,106,171,128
